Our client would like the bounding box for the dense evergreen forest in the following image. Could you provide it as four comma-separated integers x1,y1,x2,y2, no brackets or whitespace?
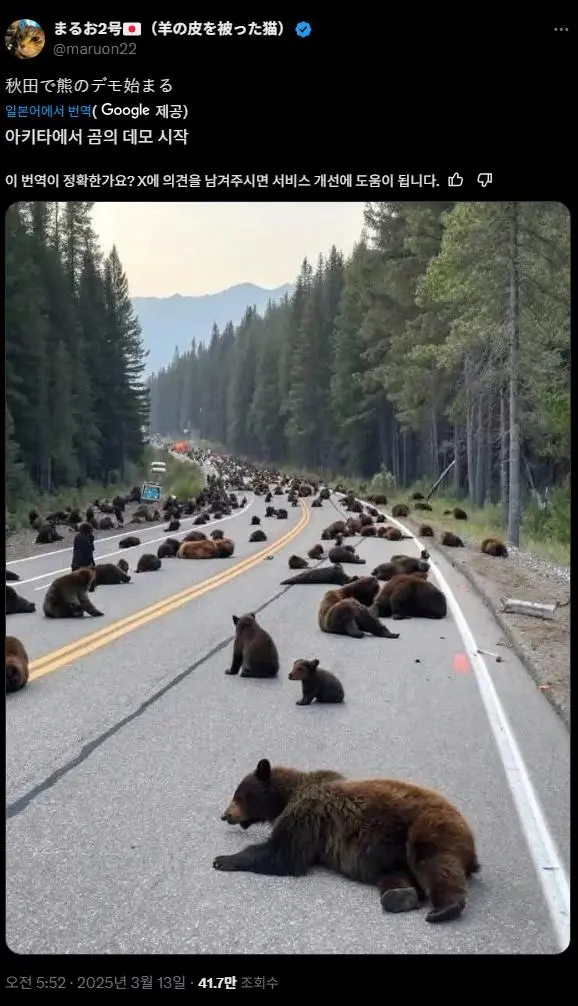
5,202,150,525
149,201,570,546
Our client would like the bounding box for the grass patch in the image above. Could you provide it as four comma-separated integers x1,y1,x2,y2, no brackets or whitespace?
158,448,204,500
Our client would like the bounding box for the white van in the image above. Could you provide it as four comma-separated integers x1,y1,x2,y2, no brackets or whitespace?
150,461,167,476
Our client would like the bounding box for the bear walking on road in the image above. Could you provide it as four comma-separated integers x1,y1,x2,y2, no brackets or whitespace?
226,613,279,679
214,759,479,924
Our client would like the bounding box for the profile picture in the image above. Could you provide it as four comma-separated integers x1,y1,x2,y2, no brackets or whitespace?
5,19,45,59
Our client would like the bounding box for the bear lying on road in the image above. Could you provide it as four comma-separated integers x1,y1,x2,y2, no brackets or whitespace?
90,563,132,590
214,758,479,924
481,537,508,557
137,553,162,572
372,556,430,580
371,573,447,620
6,585,36,615
226,613,279,678
178,538,234,559
318,577,399,639
281,564,352,587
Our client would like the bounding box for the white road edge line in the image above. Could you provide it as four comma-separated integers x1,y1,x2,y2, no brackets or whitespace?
16,499,254,587
347,493,570,953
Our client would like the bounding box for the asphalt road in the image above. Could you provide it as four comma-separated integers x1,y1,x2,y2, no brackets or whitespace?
6,490,570,955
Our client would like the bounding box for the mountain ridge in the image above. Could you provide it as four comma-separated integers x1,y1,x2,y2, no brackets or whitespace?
133,281,293,376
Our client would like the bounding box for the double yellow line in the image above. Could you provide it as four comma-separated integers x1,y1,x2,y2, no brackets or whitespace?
30,504,310,681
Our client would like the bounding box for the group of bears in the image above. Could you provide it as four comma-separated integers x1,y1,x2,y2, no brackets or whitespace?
7,450,483,927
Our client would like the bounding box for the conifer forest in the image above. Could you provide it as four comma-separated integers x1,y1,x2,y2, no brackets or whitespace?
5,202,150,524
148,202,570,547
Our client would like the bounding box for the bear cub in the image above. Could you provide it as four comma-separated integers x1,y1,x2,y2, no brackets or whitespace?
289,658,345,705
226,613,279,679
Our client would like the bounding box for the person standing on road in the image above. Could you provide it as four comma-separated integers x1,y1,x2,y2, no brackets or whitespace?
71,522,96,571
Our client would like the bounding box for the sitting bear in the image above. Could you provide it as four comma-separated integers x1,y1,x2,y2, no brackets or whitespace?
249,530,267,543
391,504,410,518
226,613,279,678
289,658,344,705
419,524,434,537
136,553,162,573
43,568,103,618
288,555,308,570
214,758,479,924
250,516,261,526
307,545,324,560
371,573,447,620
318,577,399,639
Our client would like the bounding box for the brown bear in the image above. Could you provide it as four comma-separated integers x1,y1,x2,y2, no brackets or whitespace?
35,523,63,545
319,577,399,639
360,525,377,537
178,540,215,559
371,556,430,581
184,530,208,542
411,492,425,500
164,518,181,532
391,504,410,518
481,537,508,558
6,635,30,693
89,563,131,590
384,526,412,542
226,613,279,678
214,758,479,924
308,545,324,560
371,573,447,620
136,553,162,572
288,555,308,570
157,538,180,558
289,658,344,705
211,529,225,540
6,585,36,615
414,502,433,512
43,568,103,618
419,524,434,537
249,530,267,543
441,532,464,548
321,520,346,541
119,535,141,549
328,545,366,565
281,564,352,587
443,507,468,520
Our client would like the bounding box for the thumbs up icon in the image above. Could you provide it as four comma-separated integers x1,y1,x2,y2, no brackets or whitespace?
448,173,463,187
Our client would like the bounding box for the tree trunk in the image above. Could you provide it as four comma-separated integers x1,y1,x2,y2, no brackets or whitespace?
507,202,521,545
485,391,494,504
431,407,440,479
465,357,474,499
402,429,407,487
499,381,509,526
474,393,485,507
453,424,461,495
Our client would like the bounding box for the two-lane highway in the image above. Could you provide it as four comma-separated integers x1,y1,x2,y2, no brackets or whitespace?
6,491,570,954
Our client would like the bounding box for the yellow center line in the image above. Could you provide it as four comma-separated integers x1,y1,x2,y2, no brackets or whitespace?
29,504,310,680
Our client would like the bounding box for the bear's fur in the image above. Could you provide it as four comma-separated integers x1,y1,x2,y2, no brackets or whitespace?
35,523,63,544
117,558,129,574
360,525,377,537
371,556,430,581
443,507,468,520
441,532,464,548
391,504,410,518
371,573,447,620
276,509,288,519
328,545,366,565
481,537,508,558
281,564,352,587
411,492,425,500
308,545,324,560
414,502,433,512
89,563,131,590
6,635,30,693
226,613,279,678
43,568,103,618
251,516,261,526
419,524,434,537
311,498,322,508
211,529,225,540
184,530,207,542
321,520,346,541
318,578,399,639
383,527,412,542
6,569,20,582
288,555,308,570
265,506,277,517
178,538,234,559
249,530,267,543
289,658,344,705
157,538,180,558
99,516,114,530
136,553,162,573
119,535,141,549
6,586,36,615
214,759,479,924
164,518,180,532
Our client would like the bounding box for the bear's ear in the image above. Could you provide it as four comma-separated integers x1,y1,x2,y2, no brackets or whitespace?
249,612,256,619
255,759,271,783
311,659,319,669
232,615,239,625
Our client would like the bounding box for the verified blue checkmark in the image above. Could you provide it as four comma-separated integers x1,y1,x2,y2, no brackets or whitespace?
295,21,312,37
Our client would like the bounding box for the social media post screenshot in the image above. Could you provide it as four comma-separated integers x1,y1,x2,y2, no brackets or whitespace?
3,14,571,990
5,193,570,984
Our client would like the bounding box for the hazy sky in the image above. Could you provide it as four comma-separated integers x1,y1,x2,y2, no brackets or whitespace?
90,202,366,297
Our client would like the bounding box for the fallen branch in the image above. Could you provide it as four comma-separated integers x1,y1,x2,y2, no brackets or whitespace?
500,597,557,620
